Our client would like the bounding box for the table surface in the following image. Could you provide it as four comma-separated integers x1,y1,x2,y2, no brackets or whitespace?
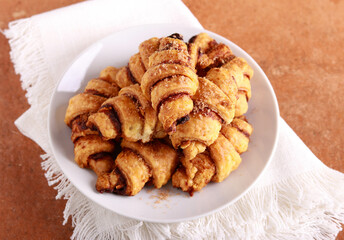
0,0,343,239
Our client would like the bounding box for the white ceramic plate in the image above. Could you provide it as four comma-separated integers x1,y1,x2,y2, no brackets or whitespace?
48,24,279,223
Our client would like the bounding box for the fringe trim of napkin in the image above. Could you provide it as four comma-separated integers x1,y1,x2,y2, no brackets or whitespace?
4,18,344,240
41,153,344,240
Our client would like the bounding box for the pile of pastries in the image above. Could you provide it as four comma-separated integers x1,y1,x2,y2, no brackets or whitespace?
64,33,253,196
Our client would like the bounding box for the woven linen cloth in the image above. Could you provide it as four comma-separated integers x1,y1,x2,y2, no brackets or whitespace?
4,0,344,239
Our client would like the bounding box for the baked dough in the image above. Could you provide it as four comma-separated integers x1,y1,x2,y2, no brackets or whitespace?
141,34,198,133
189,33,253,116
88,84,165,142
172,117,253,195
169,77,235,160
96,139,179,196
64,67,123,175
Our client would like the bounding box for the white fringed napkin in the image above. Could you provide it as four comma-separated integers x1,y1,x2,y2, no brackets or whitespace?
4,0,344,239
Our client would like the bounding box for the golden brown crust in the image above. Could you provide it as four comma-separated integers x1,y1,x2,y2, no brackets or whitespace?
150,75,197,110
193,77,235,124
141,36,198,133
99,66,119,83
141,63,198,101
115,67,136,88
139,37,160,69
119,84,157,142
168,77,234,160
121,139,178,188
89,95,144,142
221,117,253,154
128,53,146,84
172,116,253,195
64,93,106,127
172,153,215,195
158,94,194,133
96,139,179,196
205,67,238,104
148,49,191,68
169,111,221,160
188,33,215,69
71,114,99,143
198,43,234,70
209,133,241,182
84,78,119,98
114,149,151,196
221,57,253,116
74,135,115,173
88,84,164,143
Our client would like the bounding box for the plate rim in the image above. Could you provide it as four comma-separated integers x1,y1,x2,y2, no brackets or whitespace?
47,23,280,223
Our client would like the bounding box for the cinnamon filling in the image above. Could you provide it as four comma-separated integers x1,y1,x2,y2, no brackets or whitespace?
156,92,190,114
244,73,251,80
193,105,224,124
159,43,185,52
238,89,249,101
85,89,108,98
168,33,184,40
89,152,112,161
188,35,197,44
126,66,137,84
176,115,190,125
122,93,145,118
112,168,128,195
100,104,122,135
157,59,191,68
230,123,251,138
71,115,89,131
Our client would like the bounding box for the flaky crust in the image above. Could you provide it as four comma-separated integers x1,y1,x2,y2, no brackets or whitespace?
89,95,144,142
141,35,198,133
96,139,179,196
64,93,106,127
121,140,178,188
169,77,234,160
85,78,119,98
172,117,253,195
194,77,235,124
172,153,215,195
190,33,253,117
221,116,253,154
74,135,115,175
88,84,164,142
128,53,146,84
222,57,253,116
188,33,215,69
209,133,241,182
119,84,158,142
139,37,160,69
169,111,221,160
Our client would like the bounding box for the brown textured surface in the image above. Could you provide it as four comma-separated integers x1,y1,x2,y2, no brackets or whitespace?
0,0,343,239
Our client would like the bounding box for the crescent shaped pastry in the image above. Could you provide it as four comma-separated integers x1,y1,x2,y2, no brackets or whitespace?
140,34,199,133
96,139,179,196
172,117,253,195
88,84,165,142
